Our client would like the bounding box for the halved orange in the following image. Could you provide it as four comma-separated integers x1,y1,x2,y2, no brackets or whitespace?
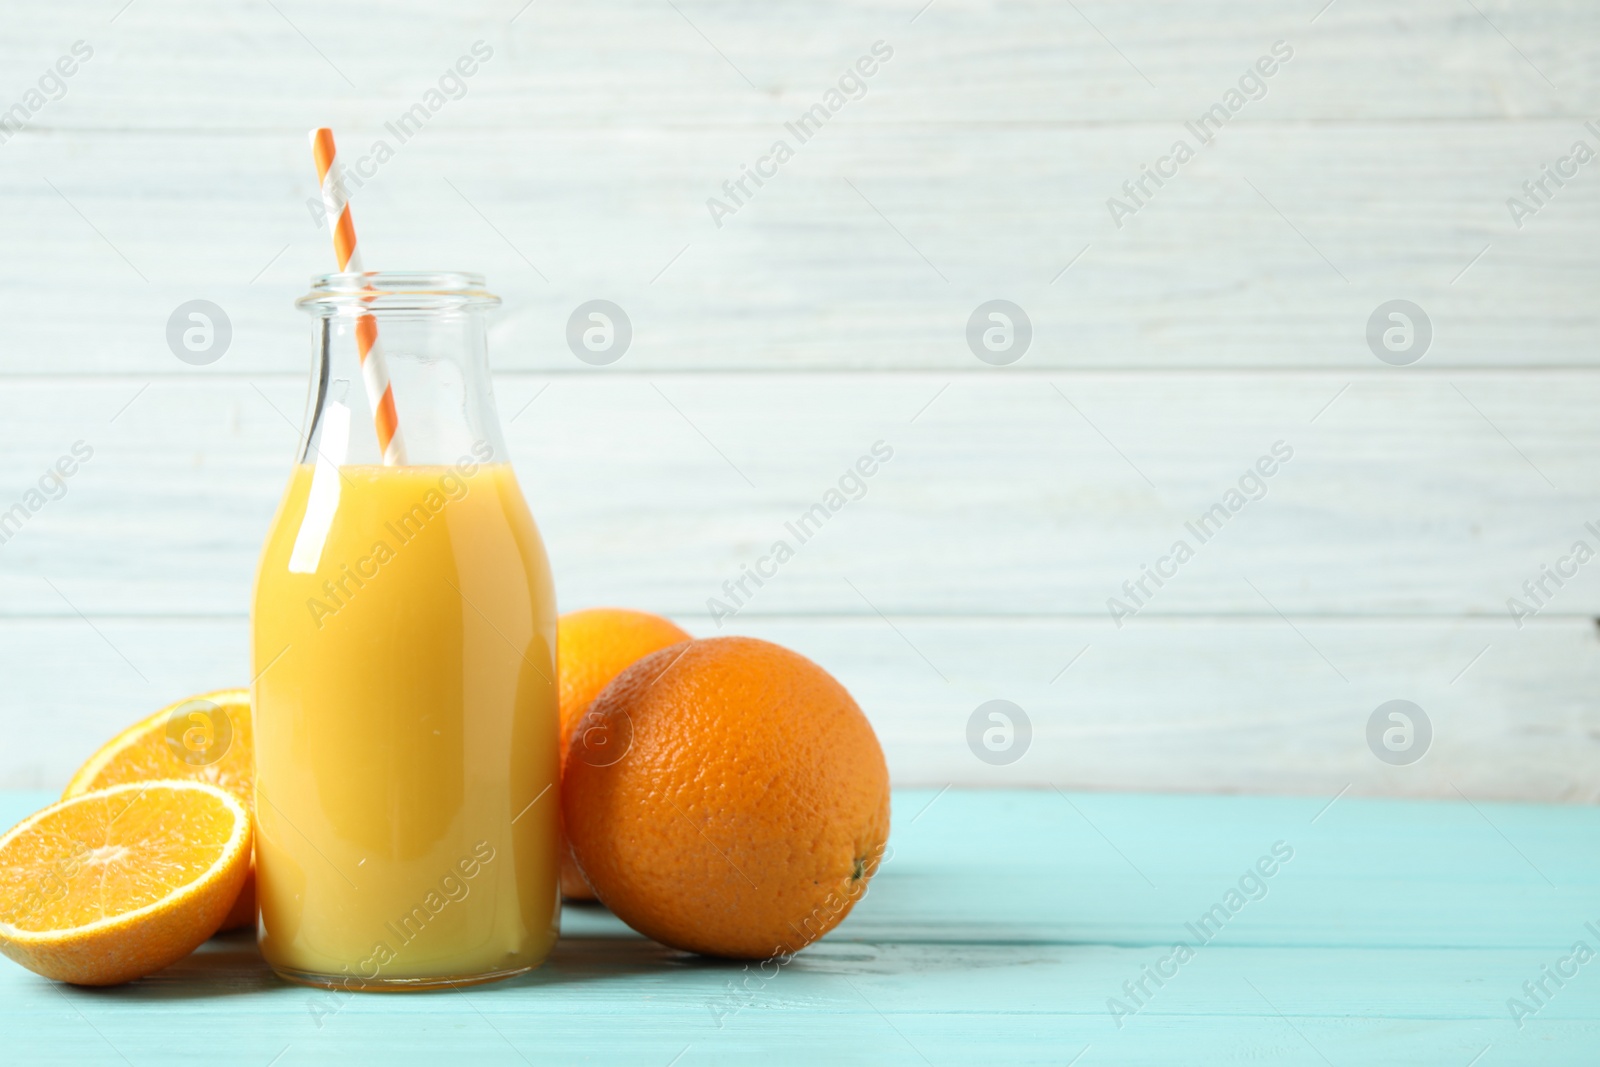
63,689,256,930
0,781,252,985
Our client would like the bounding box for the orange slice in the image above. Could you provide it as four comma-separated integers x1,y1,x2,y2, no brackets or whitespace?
0,781,252,985
65,689,252,800
64,689,256,930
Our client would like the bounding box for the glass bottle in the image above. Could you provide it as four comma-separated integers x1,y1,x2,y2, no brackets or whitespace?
252,272,559,989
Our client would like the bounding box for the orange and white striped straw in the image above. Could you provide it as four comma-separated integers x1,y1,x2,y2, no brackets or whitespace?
310,128,406,466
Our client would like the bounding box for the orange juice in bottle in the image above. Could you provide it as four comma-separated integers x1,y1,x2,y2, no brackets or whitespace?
252,272,558,989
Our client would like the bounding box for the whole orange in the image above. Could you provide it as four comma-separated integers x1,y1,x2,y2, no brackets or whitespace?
563,636,890,958
557,608,691,899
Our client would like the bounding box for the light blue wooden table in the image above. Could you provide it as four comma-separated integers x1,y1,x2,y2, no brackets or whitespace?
4,787,1597,1065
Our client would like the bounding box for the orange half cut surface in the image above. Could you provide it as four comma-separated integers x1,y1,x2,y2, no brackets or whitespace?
0,780,252,986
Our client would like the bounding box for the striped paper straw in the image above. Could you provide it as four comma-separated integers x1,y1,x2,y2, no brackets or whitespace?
310,128,406,466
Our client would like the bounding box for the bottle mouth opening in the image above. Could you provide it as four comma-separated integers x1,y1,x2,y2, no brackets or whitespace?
297,271,501,315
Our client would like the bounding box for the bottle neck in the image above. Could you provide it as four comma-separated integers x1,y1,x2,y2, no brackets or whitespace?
297,275,507,469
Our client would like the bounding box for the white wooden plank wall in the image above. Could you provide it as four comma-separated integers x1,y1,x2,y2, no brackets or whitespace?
0,1,1596,800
